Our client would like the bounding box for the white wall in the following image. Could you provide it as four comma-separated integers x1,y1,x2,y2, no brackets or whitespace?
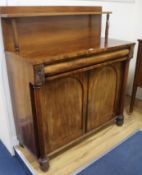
0,25,17,155
0,0,7,5
0,0,142,153
0,0,18,154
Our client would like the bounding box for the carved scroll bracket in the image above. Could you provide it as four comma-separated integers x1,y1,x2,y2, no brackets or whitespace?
34,64,45,86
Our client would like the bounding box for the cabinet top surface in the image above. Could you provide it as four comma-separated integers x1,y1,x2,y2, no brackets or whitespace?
0,6,111,17
12,38,135,65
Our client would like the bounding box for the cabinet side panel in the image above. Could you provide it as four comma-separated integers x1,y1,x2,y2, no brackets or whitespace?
5,53,38,156
40,74,86,154
87,62,123,131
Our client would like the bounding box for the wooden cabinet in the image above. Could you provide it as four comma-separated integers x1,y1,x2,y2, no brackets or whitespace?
0,6,135,171
130,40,142,113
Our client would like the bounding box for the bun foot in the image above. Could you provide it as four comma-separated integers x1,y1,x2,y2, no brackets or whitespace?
116,115,124,126
39,157,49,172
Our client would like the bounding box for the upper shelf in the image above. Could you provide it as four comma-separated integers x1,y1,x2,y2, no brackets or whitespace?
0,6,111,18
0,11,112,18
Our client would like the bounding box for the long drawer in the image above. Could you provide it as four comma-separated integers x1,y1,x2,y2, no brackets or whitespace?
44,49,129,77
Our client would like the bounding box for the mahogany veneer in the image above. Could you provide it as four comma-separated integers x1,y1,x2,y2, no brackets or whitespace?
0,6,135,171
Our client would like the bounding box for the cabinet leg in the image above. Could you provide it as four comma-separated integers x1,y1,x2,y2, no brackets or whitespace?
39,157,49,172
129,85,137,114
116,115,124,126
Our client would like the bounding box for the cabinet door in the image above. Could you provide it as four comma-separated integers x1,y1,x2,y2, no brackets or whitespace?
39,73,87,153
87,63,123,131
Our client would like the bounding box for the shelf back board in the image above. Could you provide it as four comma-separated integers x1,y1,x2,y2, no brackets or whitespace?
0,6,107,56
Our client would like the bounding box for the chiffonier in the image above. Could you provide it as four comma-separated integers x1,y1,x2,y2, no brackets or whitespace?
0,6,135,171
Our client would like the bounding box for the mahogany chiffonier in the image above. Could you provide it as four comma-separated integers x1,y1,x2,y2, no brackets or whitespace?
130,40,142,113
0,6,135,171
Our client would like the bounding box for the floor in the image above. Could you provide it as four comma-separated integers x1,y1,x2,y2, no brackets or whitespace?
0,140,30,175
17,96,142,175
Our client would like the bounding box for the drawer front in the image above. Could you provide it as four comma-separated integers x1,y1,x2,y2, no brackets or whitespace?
44,49,129,78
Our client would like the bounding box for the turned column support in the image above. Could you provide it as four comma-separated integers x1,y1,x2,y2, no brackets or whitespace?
116,59,130,126
30,79,49,171
105,13,110,46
